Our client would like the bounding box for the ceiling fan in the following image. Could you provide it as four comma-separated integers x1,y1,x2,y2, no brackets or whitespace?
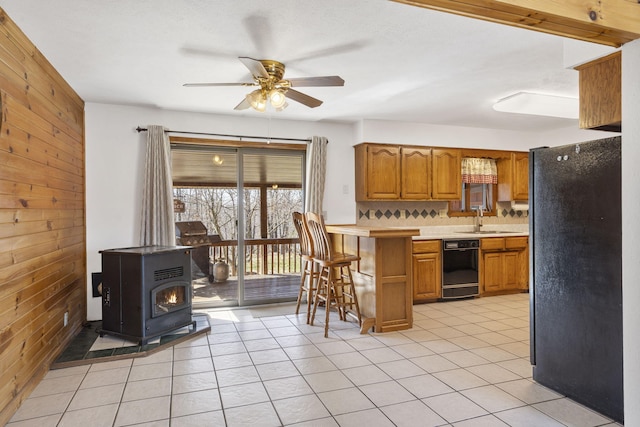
183,57,345,112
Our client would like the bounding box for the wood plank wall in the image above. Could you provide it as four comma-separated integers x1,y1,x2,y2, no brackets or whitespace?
0,9,85,425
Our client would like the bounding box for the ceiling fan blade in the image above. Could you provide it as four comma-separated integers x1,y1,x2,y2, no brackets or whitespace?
286,89,323,108
286,76,345,87
239,56,269,79
234,98,251,110
183,82,256,87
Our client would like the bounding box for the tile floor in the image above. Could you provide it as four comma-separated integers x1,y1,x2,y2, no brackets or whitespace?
7,293,622,427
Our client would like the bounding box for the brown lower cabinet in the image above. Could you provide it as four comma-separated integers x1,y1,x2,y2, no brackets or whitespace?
480,237,529,295
412,240,442,302
411,236,529,304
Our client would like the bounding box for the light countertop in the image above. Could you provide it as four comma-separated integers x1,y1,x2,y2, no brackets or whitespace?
325,224,529,240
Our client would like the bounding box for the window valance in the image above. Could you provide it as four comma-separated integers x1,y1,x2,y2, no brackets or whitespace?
461,158,497,184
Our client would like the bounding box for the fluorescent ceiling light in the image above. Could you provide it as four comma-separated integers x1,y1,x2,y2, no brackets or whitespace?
493,92,578,119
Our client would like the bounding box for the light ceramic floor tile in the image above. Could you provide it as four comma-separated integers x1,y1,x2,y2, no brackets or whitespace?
398,329,440,343
172,370,218,394
128,361,173,381
359,347,404,363
533,397,613,426
67,383,125,411
212,352,253,370
441,350,490,368
380,399,447,427
17,293,617,427
497,342,530,358
272,394,331,425
219,382,269,408
421,339,464,354
345,336,386,351
466,363,521,384
132,348,174,365
243,337,281,352
326,351,371,369
216,365,261,387
208,331,242,344
279,344,320,361
410,354,459,373
275,334,313,347
57,403,118,427
317,387,375,415
170,410,226,427
470,346,519,363
376,359,426,379
284,417,338,427
342,364,392,386
209,341,247,356
433,368,489,391
494,405,566,427
43,365,89,380
79,367,130,389
9,392,74,422
292,356,336,375
304,370,353,393
173,357,214,376
263,375,313,400
239,329,273,341
171,388,222,417
496,379,564,404
235,321,267,332
397,374,454,399
333,408,395,427
372,332,415,346
255,360,300,381
461,385,527,412
452,414,510,426
249,348,289,365
448,335,492,350
173,345,212,361
122,377,172,401
223,402,281,427
390,342,435,358
497,358,533,378
423,392,489,423
29,374,85,398
360,380,416,407
114,396,171,426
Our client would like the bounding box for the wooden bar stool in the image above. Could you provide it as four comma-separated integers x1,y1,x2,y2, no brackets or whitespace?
292,212,317,324
305,212,361,338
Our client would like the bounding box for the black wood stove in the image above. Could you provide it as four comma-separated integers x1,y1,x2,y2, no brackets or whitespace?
99,246,195,345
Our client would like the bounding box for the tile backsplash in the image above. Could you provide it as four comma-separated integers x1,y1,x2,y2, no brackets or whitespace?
356,201,528,227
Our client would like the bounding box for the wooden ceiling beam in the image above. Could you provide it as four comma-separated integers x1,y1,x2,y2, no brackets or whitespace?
391,0,640,47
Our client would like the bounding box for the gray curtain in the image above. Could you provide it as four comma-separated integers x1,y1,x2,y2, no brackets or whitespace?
140,125,174,246
304,136,328,214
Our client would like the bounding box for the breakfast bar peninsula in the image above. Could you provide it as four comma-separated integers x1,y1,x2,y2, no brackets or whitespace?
324,225,419,333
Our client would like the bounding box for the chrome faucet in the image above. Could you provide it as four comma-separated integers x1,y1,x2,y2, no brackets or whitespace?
474,207,484,232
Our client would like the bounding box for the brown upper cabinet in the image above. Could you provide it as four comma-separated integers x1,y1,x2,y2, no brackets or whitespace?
355,143,461,201
498,152,529,202
575,51,621,132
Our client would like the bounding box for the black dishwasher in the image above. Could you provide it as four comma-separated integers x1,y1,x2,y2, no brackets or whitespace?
442,239,479,299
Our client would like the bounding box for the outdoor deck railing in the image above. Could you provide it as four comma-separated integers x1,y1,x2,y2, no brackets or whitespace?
209,238,301,276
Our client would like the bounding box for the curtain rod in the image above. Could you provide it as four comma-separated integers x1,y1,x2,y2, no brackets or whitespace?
135,126,312,143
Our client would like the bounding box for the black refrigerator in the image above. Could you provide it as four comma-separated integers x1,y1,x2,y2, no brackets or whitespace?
530,136,623,423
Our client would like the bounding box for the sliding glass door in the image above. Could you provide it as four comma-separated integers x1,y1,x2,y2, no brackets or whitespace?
171,143,304,308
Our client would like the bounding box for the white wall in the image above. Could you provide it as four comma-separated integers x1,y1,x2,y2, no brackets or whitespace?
622,38,640,427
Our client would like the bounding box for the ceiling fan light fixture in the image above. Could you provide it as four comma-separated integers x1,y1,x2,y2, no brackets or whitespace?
275,101,289,112
269,89,287,109
246,89,267,112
